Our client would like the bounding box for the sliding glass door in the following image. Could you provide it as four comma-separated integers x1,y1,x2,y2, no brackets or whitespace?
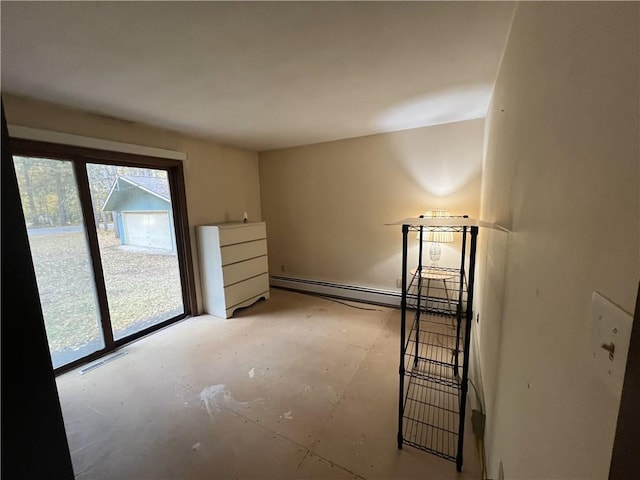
11,141,195,373
86,163,184,340
13,156,104,368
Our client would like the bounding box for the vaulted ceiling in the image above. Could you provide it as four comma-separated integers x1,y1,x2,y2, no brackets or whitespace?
1,1,516,151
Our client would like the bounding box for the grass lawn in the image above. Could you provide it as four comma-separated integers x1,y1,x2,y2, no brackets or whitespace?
29,228,184,356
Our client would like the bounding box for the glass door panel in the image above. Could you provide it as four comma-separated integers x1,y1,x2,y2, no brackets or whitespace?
86,164,185,340
12,156,104,369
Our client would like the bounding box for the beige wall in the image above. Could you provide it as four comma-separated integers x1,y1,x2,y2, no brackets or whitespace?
258,119,484,291
2,94,262,313
476,3,639,478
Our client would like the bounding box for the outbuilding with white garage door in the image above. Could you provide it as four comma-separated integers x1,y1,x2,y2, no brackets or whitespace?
102,175,175,251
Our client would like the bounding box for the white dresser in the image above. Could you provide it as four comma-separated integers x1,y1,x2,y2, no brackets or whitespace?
196,222,270,318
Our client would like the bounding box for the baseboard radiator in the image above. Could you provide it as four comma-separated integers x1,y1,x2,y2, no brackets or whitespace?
269,275,402,308
270,275,464,317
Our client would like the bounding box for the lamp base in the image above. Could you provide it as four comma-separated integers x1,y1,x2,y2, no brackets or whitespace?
429,242,441,266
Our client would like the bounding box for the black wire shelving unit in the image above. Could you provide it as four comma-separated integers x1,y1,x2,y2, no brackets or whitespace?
392,216,480,472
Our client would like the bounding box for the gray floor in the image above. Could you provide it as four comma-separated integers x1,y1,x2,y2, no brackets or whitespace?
56,288,482,479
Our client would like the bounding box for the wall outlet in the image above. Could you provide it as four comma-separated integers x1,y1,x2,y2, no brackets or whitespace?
471,409,485,437
396,277,403,288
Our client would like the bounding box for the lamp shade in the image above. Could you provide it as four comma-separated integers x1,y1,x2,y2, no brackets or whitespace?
418,209,454,243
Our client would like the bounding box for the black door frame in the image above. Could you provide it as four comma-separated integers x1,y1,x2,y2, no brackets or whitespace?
2,102,75,477
609,281,640,478
9,137,197,375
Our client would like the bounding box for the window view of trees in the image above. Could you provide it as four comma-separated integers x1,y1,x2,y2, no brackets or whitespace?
13,157,167,231
13,156,82,228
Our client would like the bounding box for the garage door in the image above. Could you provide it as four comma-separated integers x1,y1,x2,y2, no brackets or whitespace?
122,211,172,250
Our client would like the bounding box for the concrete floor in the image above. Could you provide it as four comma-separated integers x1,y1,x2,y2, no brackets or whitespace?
56,288,483,479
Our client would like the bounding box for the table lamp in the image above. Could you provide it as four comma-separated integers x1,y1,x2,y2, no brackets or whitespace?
418,209,454,267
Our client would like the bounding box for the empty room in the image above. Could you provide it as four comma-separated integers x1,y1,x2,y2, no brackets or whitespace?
2,2,638,480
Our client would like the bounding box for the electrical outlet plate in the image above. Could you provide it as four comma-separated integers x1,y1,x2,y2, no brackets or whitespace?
588,291,632,399
471,409,485,437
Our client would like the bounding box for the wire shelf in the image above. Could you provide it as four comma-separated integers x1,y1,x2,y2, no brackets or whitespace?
397,220,480,472
402,373,460,462
405,266,468,318
409,225,469,234
403,314,465,389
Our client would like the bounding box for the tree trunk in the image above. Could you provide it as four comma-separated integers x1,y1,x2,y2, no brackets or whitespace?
21,158,37,225
55,168,67,226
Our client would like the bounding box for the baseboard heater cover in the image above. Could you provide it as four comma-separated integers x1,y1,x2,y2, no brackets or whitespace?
270,275,465,315
270,275,402,307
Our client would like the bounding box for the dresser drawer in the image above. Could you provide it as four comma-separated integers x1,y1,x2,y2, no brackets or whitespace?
218,223,266,246
222,255,268,287
220,239,267,266
224,273,269,308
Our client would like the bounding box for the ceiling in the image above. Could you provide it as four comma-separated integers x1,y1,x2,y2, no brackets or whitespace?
1,2,516,151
